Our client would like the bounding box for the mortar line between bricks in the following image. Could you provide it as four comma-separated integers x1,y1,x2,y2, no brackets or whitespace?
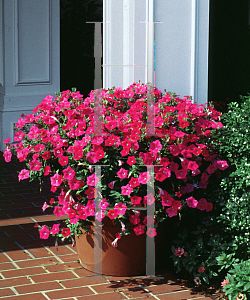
63,243,78,255
87,286,98,294
3,231,10,237
0,249,21,269
14,242,36,259
26,275,36,284
41,292,51,300
70,270,81,278
43,245,65,263
117,291,130,299
135,282,165,300
8,286,19,296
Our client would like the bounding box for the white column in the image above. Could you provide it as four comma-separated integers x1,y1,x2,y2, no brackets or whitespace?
154,0,210,104
103,0,151,90
0,0,60,151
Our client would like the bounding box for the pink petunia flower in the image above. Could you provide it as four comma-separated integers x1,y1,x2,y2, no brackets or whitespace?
138,172,151,184
186,196,198,208
117,168,128,179
146,228,157,238
3,138,11,143
39,225,50,239
63,166,75,180
50,173,63,187
197,198,207,211
121,184,133,195
61,228,71,238
221,279,229,287
50,224,60,235
127,156,136,166
44,165,51,176
18,169,30,181
133,224,145,236
3,151,12,163
174,247,184,257
87,173,99,186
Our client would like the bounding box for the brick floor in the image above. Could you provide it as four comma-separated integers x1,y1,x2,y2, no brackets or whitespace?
0,152,214,299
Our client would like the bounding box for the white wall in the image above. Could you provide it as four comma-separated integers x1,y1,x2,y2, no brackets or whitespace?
0,0,60,152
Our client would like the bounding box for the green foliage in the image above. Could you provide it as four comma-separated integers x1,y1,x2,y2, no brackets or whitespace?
222,259,250,300
211,94,250,248
169,225,246,284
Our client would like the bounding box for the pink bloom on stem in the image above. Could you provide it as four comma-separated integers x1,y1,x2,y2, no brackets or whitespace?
3,138,11,143
50,224,60,235
133,224,145,236
108,180,116,189
68,177,84,190
147,228,157,238
34,144,45,153
143,193,155,206
130,195,142,206
59,156,68,166
39,225,50,239
107,209,119,220
63,166,75,180
216,160,229,170
198,266,205,273
166,206,178,218
121,184,133,195
98,198,110,211
117,167,128,179
14,131,25,141
18,169,30,181
3,151,12,162
42,202,49,212
175,169,188,180
29,160,42,171
174,247,184,257
138,171,151,184
44,165,51,176
128,177,140,187
149,140,162,153
130,215,140,225
53,206,64,217
51,186,57,193
205,202,213,212
85,186,95,199
127,156,136,166
114,202,127,215
186,196,198,208
50,173,63,187
197,198,207,211
42,151,51,160
221,279,229,287
61,228,71,238
87,173,99,186
69,214,80,224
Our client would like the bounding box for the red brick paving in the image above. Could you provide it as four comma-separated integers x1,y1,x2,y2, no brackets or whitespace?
0,152,213,299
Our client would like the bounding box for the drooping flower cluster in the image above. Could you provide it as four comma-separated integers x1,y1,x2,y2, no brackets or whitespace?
3,82,229,247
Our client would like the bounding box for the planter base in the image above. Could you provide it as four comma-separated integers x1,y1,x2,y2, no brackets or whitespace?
75,217,177,277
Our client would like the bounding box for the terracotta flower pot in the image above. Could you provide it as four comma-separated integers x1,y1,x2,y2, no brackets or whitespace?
75,216,176,276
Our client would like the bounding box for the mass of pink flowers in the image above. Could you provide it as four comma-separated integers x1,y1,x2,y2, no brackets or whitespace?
3,82,229,246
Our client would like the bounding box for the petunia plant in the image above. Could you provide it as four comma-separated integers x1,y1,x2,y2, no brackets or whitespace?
3,81,229,248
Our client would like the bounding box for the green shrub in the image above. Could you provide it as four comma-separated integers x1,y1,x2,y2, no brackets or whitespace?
170,225,244,284
222,259,250,300
211,94,250,248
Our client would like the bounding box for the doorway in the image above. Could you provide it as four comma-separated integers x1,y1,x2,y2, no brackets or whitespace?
208,0,250,111
60,0,103,98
